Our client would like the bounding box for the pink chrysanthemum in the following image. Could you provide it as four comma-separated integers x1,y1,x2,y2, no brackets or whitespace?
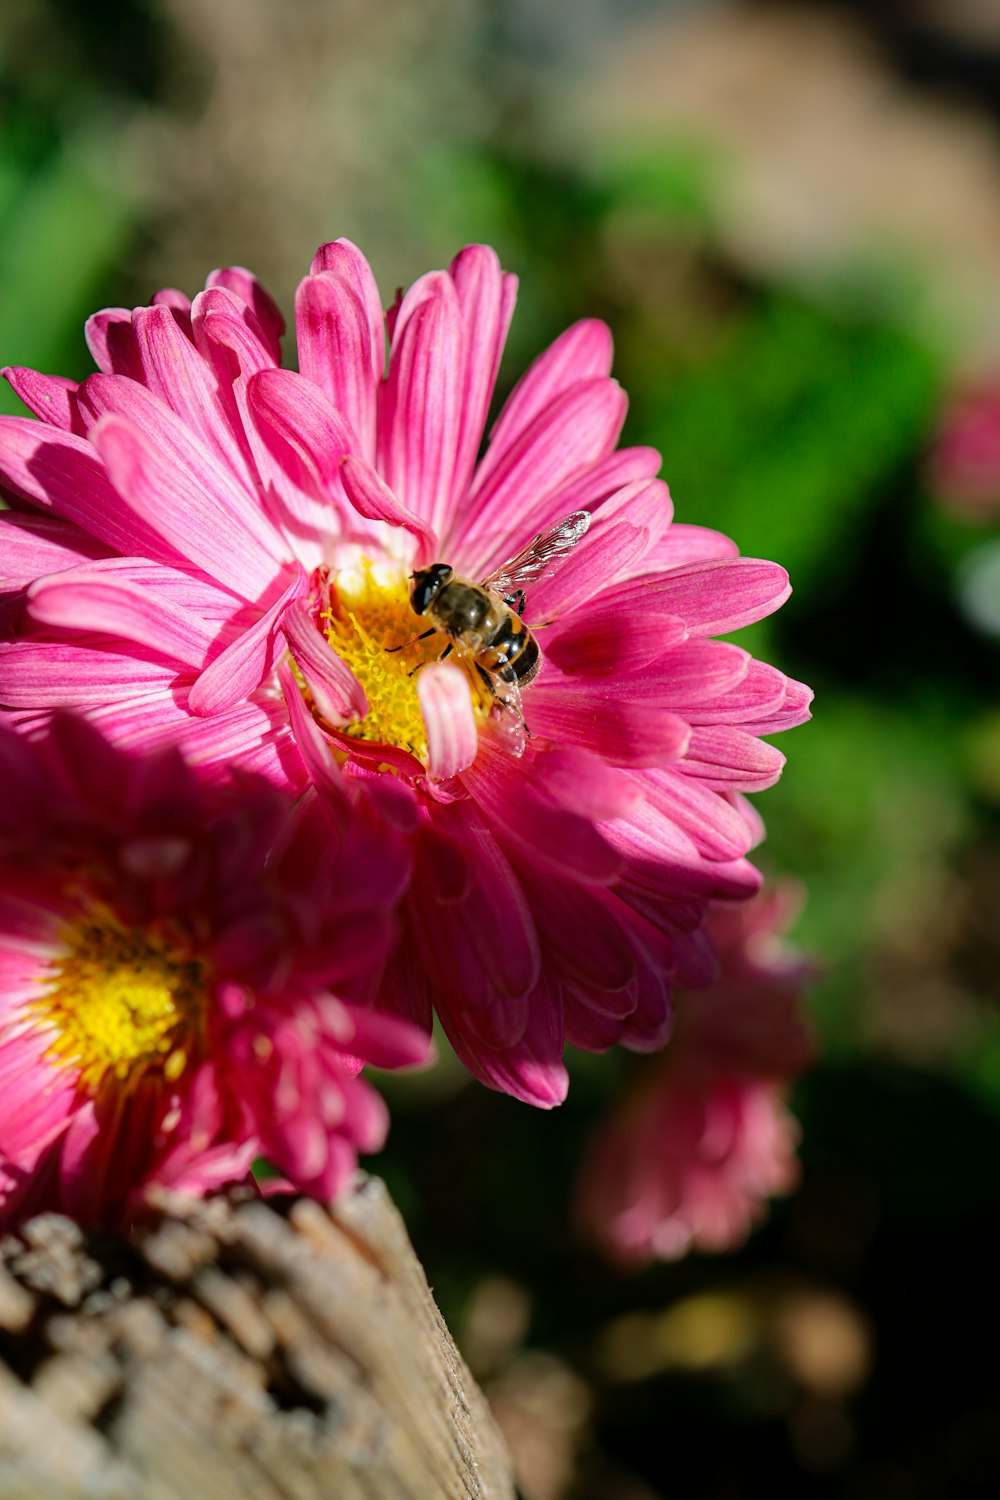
928,379,1000,519
0,714,425,1229
0,242,810,1106
577,884,816,1264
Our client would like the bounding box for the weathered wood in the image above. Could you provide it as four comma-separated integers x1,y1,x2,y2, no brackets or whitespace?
0,1178,514,1500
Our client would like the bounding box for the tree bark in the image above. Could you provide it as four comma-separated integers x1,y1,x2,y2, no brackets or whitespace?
0,1177,514,1500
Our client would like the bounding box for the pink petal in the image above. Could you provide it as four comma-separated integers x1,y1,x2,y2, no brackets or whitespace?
91,411,284,600
534,744,643,820
296,271,379,460
188,567,305,715
0,640,177,705
417,660,479,778
622,558,792,637
84,308,142,378
444,980,569,1108
0,416,183,564
683,660,789,727
640,769,757,861
3,368,82,433
527,682,691,767
465,739,622,885
455,378,628,571
448,245,517,504
340,454,435,557
310,238,385,379
678,726,787,792
27,566,214,668
282,599,368,724
648,523,740,567
380,271,462,536
545,607,688,676
748,675,813,734
131,305,255,485
206,265,286,362
481,446,664,572
246,367,357,534
483,319,614,474
0,513,113,584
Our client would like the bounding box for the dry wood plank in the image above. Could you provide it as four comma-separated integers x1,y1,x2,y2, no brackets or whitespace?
0,1178,514,1500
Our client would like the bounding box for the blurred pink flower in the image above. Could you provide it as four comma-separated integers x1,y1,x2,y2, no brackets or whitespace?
0,243,810,1106
577,884,816,1264
0,714,425,1230
928,381,1000,519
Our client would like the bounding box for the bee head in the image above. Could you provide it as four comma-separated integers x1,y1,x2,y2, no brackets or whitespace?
410,563,453,616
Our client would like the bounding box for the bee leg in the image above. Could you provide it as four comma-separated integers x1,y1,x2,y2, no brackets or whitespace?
386,627,436,654
503,589,527,616
476,664,532,739
408,643,452,678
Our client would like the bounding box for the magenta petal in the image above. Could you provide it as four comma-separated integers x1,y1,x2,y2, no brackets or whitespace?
484,318,614,467
448,245,517,504
417,661,478,778
296,271,379,461
131,305,253,483
465,740,622,885
535,744,643,820
528,684,691,768
749,676,814,734
631,558,792,636
640,769,757,862
0,416,182,564
456,378,629,571
27,566,214,668
310,238,385,380
247,366,354,499
0,640,176,705
546,607,688,675
340,454,435,556
444,981,569,1108
277,664,352,812
684,660,788,727
648,523,741,568
3,368,81,433
206,265,286,361
679,727,787,792
0,513,113,584
341,1005,431,1070
188,568,305,716
282,599,368,724
84,308,142,378
91,411,283,601
381,271,463,536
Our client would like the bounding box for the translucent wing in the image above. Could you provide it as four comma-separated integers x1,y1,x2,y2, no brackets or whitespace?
484,671,527,758
483,510,591,599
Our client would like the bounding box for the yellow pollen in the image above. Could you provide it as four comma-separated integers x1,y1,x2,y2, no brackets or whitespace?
33,907,207,1094
318,561,491,765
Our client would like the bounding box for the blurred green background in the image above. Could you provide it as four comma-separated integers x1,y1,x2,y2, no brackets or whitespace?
3,1,999,1496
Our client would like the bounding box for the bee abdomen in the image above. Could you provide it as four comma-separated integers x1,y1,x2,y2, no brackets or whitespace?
482,617,540,685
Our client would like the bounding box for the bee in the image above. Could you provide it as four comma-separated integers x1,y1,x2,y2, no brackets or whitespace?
391,510,592,752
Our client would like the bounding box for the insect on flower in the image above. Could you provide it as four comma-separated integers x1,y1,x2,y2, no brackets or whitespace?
391,510,592,752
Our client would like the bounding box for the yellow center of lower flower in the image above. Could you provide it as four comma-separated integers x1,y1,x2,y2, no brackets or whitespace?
321,560,491,764
34,907,207,1093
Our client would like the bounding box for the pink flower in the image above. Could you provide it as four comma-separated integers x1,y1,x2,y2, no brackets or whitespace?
0,714,425,1230
928,380,1000,520
577,884,816,1264
0,242,811,1107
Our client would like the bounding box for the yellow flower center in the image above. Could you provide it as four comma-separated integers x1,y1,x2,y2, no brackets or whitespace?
33,906,208,1093
320,560,492,766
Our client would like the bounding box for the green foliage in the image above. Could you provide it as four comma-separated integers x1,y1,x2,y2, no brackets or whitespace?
628,295,941,590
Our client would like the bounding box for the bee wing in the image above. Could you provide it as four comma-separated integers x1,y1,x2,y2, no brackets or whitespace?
486,672,527,758
482,510,592,598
